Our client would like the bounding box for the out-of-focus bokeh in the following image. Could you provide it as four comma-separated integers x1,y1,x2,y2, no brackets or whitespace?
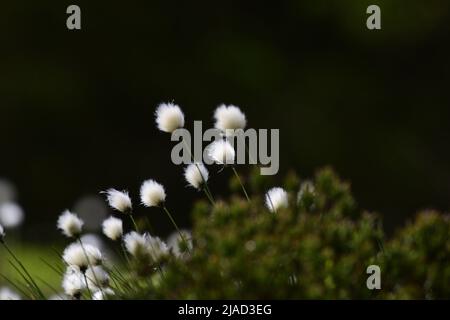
0,0,449,244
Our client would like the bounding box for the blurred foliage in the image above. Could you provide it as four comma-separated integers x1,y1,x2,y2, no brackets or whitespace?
116,168,450,299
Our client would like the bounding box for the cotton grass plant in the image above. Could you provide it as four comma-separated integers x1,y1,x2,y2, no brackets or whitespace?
2,101,448,300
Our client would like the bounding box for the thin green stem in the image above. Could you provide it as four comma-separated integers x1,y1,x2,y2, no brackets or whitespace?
182,139,215,205
129,214,140,233
162,206,191,254
231,166,250,202
76,238,99,299
1,241,45,299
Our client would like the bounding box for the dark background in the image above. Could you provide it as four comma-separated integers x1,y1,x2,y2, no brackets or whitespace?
1,1,449,240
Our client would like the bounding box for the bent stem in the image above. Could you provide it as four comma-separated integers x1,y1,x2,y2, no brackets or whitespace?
231,166,250,202
162,205,191,254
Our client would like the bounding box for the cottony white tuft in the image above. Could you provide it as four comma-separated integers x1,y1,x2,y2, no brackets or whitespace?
62,243,102,269
140,179,166,207
62,267,86,297
155,102,185,133
85,266,110,289
207,140,235,165
103,189,132,213
214,104,247,134
124,231,149,257
0,202,24,228
184,163,209,190
167,230,193,258
146,234,169,261
102,216,123,241
0,287,21,300
92,288,115,300
57,210,84,238
265,187,289,213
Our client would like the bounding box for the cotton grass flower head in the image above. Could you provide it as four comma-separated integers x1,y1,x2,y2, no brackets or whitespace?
155,102,185,133
124,231,149,258
167,229,193,258
140,179,166,207
103,189,132,213
63,243,102,269
146,234,169,261
102,216,123,241
0,287,21,300
57,210,83,238
92,287,115,300
214,104,247,135
0,202,24,228
184,163,209,190
62,267,86,298
265,187,289,213
85,266,110,289
207,140,235,165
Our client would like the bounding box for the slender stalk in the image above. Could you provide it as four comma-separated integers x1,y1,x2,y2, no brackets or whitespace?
182,139,215,205
120,241,131,266
162,206,191,254
82,272,93,299
231,166,250,202
1,241,45,299
76,238,99,299
129,214,140,233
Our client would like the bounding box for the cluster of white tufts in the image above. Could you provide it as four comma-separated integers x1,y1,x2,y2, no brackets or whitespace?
47,101,294,300
124,231,169,261
62,267,86,298
62,242,102,269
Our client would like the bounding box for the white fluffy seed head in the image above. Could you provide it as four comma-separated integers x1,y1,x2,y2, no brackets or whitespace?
155,102,185,133
214,104,247,134
265,187,289,213
102,216,123,241
184,163,209,190
140,179,166,207
62,267,86,297
57,210,84,238
103,189,132,213
124,232,148,258
0,202,24,228
0,287,21,300
167,230,193,258
62,243,102,269
85,266,110,290
207,140,235,165
146,234,169,261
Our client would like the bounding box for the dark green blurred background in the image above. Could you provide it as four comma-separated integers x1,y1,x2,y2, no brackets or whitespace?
1,0,449,240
